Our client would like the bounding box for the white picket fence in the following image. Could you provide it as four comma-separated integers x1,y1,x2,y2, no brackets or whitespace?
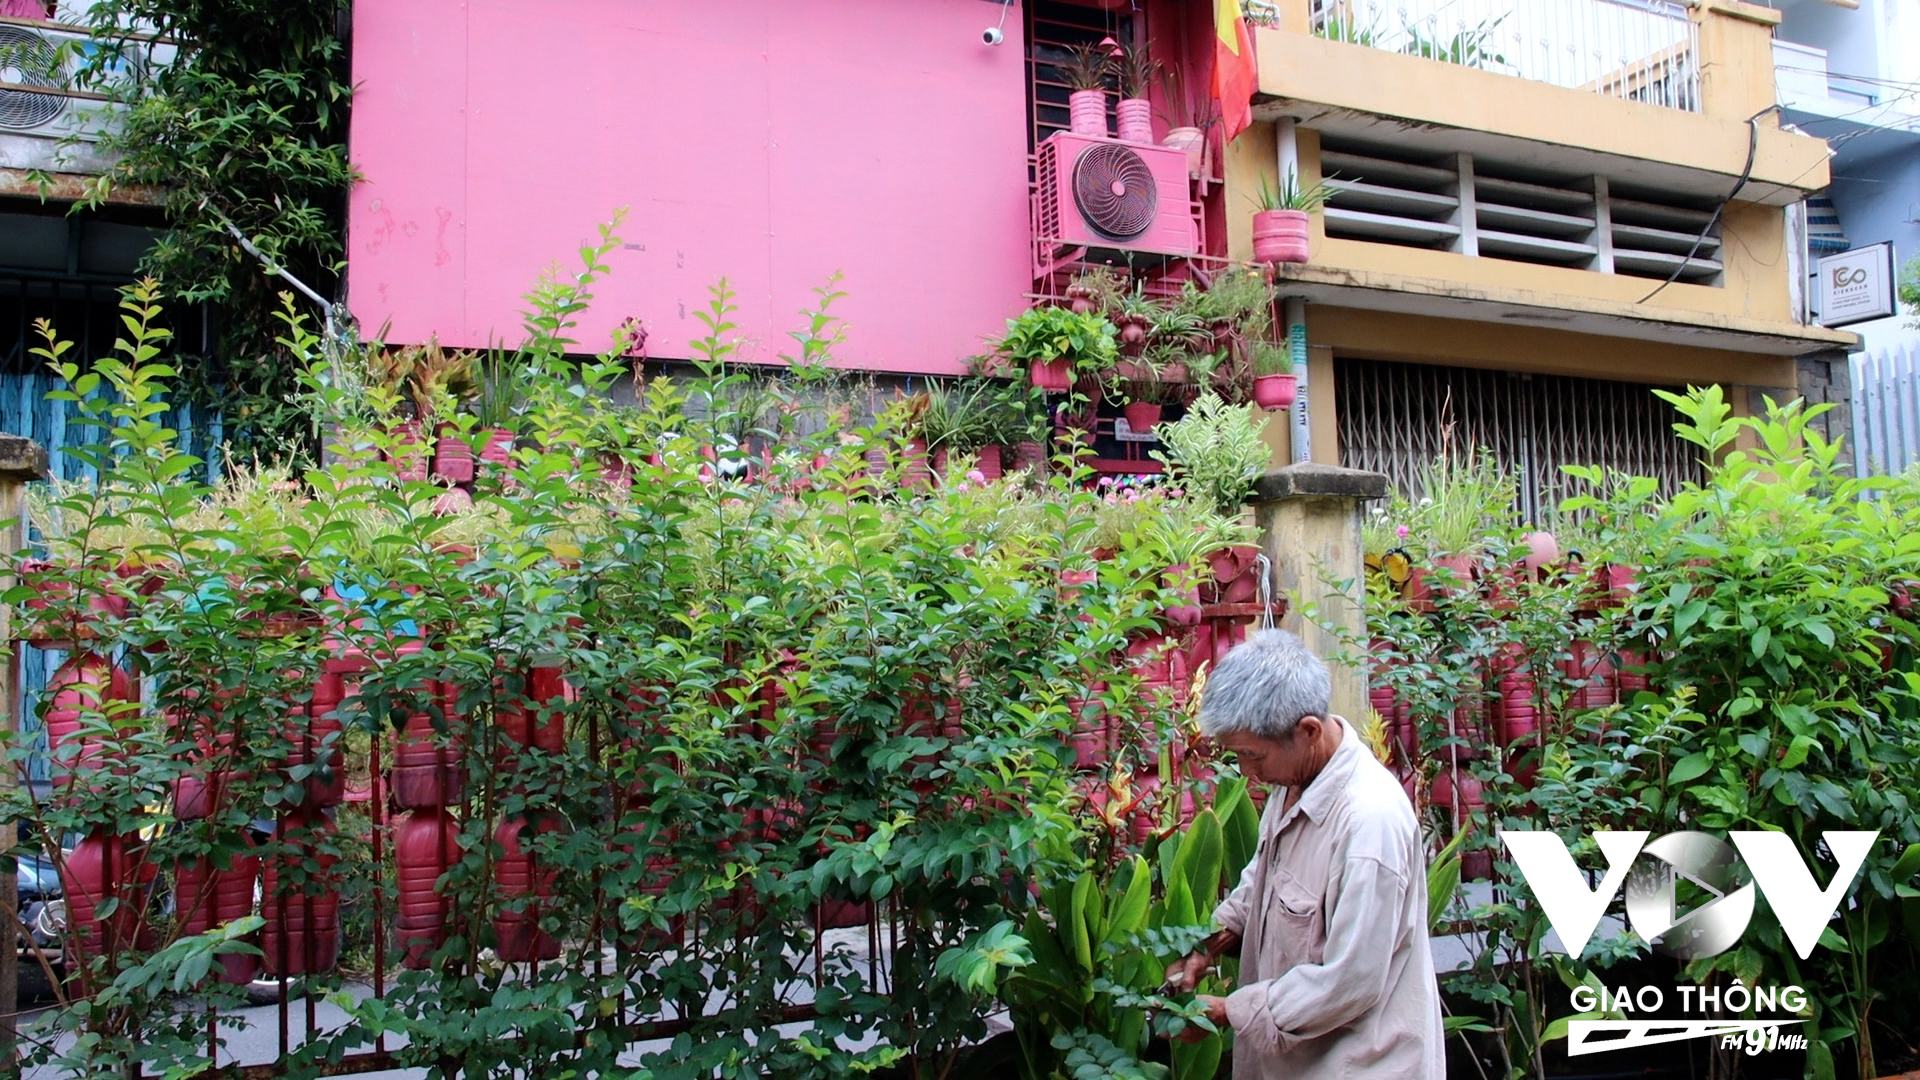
1852,344,1920,477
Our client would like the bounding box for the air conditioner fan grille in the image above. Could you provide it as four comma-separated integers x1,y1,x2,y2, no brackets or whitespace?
1071,142,1157,241
0,26,67,131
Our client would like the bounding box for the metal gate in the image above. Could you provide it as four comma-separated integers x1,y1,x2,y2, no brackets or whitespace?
1851,344,1920,478
1334,356,1703,523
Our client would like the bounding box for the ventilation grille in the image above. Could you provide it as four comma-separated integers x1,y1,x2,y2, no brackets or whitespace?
1607,184,1722,284
1321,143,1462,251
1036,138,1063,241
0,26,68,131
1317,132,1723,285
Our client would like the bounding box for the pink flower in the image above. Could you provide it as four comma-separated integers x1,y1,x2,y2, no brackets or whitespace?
1396,525,1409,539
955,482,971,492
966,470,986,484
1105,493,1118,504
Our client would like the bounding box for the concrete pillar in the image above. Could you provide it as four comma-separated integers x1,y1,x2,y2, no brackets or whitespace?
0,434,48,1061
1250,462,1387,723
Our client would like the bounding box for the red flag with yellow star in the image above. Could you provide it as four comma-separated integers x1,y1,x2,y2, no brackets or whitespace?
1212,0,1258,141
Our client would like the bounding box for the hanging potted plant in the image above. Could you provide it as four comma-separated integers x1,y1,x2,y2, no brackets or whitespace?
1252,167,1338,266
1060,43,1112,137
1112,288,1158,356
1250,340,1297,412
993,305,1118,395
1114,46,1158,143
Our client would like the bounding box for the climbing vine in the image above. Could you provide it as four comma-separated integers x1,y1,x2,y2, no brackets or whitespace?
69,0,355,459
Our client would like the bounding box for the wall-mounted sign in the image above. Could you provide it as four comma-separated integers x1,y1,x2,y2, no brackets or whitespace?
1816,241,1897,328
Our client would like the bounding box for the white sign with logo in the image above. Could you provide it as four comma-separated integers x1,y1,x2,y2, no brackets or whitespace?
1816,241,1896,328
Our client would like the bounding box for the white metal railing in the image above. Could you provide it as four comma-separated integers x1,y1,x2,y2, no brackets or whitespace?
1310,0,1701,111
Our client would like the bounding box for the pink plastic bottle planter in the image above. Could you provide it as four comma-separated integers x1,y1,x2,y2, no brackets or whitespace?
1068,89,1107,136
1252,208,1311,265
1029,358,1073,393
1115,98,1152,142
1252,373,1297,412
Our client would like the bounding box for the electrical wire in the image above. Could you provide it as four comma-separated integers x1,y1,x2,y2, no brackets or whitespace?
1636,104,1776,304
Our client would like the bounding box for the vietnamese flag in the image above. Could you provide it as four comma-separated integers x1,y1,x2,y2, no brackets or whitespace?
1212,0,1258,141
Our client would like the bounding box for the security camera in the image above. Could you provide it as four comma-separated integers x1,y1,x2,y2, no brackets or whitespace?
983,26,1004,45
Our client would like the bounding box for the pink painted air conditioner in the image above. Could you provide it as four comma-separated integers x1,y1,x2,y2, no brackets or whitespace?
1035,132,1197,262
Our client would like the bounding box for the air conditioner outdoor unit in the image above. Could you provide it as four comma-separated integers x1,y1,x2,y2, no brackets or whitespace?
0,25,70,133
1035,131,1196,264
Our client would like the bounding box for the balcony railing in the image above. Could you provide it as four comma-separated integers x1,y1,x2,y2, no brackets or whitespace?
1308,0,1701,112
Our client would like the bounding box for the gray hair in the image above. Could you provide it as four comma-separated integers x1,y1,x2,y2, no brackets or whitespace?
1197,629,1332,741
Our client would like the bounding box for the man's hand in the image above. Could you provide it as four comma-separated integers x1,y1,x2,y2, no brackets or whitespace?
1173,994,1231,1043
1164,950,1212,994
1164,928,1239,992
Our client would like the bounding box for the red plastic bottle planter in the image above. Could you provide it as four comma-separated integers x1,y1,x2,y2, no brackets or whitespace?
393,681,466,809
45,651,135,781
1067,694,1109,769
286,672,346,808
262,810,341,978
59,829,155,967
495,664,560,757
394,807,463,970
176,845,262,985
493,814,560,963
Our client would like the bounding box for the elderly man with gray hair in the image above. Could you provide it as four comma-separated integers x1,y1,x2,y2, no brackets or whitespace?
1164,629,1443,1080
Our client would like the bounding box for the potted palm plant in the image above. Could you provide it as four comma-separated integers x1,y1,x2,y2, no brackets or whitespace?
471,344,520,473
1250,341,1297,411
1156,67,1212,175
1252,168,1339,265
1112,288,1159,356
1114,46,1158,143
1060,43,1111,136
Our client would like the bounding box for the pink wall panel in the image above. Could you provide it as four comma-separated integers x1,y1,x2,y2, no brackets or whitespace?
347,0,1033,373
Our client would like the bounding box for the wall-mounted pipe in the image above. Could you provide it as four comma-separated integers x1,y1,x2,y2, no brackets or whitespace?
1284,296,1310,463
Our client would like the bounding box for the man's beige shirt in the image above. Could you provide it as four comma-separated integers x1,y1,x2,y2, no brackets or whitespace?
1212,719,1445,1080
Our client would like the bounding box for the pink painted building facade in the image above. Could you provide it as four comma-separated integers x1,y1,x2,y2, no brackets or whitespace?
347,0,1053,374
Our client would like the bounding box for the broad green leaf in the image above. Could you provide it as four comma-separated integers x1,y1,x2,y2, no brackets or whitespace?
1668,753,1712,784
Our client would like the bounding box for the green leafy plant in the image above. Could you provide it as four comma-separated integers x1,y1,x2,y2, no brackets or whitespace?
995,306,1120,378
1253,167,1339,213
1401,14,1509,69
68,0,356,459
1058,43,1113,93
1151,391,1271,517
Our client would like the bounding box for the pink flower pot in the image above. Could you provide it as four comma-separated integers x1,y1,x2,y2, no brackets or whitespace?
1069,89,1108,136
977,444,1004,480
1029,358,1073,393
481,427,514,466
1116,97,1152,142
433,429,474,484
1163,126,1205,174
1252,373,1297,411
1252,208,1312,265
1122,402,1162,432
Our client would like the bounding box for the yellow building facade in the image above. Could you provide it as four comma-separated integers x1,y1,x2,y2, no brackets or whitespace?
1223,0,1855,495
